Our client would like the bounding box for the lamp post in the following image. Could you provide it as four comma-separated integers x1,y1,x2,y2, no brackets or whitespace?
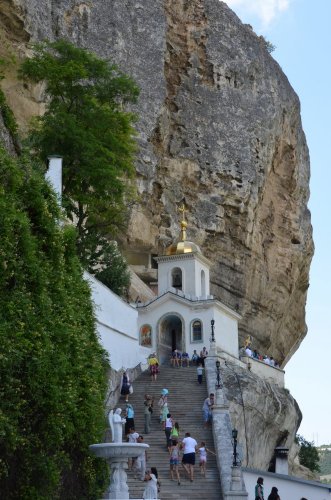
210,319,215,343
232,428,238,466
216,359,221,389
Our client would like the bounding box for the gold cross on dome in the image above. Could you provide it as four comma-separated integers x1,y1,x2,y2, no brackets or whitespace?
178,203,187,221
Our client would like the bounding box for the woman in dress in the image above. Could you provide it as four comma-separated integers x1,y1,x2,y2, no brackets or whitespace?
120,371,131,402
143,470,158,499
158,388,169,423
144,394,153,434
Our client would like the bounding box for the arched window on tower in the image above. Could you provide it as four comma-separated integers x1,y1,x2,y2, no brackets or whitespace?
171,267,182,290
201,270,206,297
191,320,203,343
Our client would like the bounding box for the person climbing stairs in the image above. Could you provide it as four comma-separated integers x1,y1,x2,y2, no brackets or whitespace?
122,364,222,499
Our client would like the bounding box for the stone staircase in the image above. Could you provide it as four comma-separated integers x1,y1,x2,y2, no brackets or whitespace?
119,365,222,499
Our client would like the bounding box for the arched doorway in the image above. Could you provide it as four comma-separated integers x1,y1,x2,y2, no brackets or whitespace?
158,313,184,364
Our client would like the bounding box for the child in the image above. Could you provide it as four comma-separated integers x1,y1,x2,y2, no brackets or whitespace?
169,440,181,485
197,363,204,384
198,441,215,477
170,422,180,441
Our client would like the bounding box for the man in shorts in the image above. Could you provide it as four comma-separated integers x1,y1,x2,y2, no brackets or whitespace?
181,432,197,481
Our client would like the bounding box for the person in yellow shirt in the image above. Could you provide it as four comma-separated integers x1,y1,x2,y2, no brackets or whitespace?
148,353,159,382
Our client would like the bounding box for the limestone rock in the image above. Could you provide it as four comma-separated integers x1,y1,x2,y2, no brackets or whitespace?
0,0,313,366
221,360,301,471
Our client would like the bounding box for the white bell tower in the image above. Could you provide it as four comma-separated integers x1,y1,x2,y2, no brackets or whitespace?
156,204,212,300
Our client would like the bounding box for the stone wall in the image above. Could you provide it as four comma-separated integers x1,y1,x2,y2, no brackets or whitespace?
205,353,248,499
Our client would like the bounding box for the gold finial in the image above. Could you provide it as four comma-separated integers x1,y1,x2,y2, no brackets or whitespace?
178,203,187,241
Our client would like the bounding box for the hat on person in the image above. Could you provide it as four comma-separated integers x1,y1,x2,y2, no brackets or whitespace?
161,388,169,395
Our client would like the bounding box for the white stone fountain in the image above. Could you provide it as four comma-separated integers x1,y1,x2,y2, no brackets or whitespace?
89,408,149,499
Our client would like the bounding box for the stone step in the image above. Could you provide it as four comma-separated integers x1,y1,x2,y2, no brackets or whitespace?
113,364,223,499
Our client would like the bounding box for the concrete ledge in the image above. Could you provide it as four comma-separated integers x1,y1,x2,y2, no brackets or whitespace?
241,356,285,387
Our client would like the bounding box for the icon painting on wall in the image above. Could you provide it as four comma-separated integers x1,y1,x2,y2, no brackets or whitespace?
140,324,152,347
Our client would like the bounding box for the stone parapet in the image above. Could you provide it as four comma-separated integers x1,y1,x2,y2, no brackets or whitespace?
241,355,285,388
205,356,248,500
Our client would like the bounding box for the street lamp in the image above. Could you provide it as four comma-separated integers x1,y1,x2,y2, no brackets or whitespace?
210,319,215,343
216,359,221,389
232,428,238,466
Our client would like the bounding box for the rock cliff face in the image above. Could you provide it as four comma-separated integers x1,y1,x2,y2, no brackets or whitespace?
0,0,313,365
221,359,301,471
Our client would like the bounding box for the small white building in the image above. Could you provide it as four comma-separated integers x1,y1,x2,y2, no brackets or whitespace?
136,215,241,364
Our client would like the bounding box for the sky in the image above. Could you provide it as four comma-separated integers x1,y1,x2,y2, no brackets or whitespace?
225,0,331,445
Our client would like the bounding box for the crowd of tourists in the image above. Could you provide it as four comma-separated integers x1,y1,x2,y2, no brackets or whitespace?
243,345,280,368
170,346,209,367
117,357,216,498
118,362,294,499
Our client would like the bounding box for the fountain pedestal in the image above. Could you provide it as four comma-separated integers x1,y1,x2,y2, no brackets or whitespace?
108,458,129,499
89,442,149,500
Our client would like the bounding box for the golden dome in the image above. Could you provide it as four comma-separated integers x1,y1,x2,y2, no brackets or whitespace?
165,240,201,255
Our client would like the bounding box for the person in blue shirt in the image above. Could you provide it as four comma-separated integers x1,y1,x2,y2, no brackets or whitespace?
125,403,135,436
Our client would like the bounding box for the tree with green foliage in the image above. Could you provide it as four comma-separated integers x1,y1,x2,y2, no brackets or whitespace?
20,40,139,276
318,445,331,475
296,434,320,473
0,145,109,499
94,239,131,297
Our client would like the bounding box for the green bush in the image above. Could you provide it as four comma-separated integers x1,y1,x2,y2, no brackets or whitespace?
296,434,320,473
0,146,109,499
94,240,131,297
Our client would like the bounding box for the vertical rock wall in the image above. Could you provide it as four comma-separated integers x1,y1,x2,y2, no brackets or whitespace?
0,0,313,365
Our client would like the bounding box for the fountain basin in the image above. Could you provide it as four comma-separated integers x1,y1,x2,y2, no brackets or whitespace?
89,442,149,460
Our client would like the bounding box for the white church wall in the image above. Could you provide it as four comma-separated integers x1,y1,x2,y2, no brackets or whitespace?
157,260,176,294
137,298,209,356
84,272,152,371
194,259,210,297
157,255,210,297
214,308,239,358
137,296,239,360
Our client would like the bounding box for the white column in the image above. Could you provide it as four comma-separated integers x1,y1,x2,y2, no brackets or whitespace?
46,155,62,202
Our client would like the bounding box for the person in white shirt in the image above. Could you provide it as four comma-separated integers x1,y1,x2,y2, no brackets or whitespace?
181,432,197,481
202,393,214,427
128,427,139,470
134,435,147,481
245,346,252,357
